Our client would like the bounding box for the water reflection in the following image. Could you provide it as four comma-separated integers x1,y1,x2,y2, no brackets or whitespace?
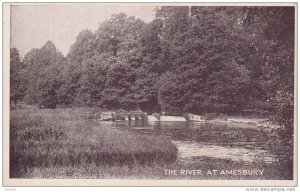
100,120,275,164
174,141,275,165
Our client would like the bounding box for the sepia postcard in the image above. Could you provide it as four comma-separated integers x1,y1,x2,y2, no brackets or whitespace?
2,2,298,187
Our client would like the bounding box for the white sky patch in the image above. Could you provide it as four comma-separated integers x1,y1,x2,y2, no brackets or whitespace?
10,4,156,57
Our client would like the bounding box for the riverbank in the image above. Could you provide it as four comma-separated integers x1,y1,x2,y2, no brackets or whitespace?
10,105,287,179
10,105,178,178
194,115,279,130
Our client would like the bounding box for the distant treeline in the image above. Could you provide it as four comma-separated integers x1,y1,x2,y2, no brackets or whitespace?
11,6,294,118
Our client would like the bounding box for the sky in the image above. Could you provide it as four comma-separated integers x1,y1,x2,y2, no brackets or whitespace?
10,4,156,57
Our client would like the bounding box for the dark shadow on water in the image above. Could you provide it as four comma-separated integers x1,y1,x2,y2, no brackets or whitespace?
110,120,270,150
99,120,295,180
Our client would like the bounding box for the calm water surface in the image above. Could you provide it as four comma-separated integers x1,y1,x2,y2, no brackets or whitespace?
99,120,276,165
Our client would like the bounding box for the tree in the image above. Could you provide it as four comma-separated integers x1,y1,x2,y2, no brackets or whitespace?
18,9,295,127
22,48,40,104
22,41,65,108
95,13,145,109
36,62,64,108
67,30,97,64
10,48,26,104
240,7,295,178
156,7,254,114
64,30,104,106
133,19,163,113
72,57,107,106
158,71,188,113
101,61,136,109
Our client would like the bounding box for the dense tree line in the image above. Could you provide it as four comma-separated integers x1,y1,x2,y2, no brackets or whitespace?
10,6,295,174
11,6,294,116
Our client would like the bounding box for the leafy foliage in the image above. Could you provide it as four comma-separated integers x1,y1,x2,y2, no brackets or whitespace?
10,48,26,104
13,7,294,125
10,7,295,179
21,41,65,108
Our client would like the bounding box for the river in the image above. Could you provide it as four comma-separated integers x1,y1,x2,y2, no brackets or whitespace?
99,120,276,168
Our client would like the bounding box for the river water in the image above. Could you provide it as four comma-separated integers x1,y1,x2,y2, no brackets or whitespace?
99,120,276,166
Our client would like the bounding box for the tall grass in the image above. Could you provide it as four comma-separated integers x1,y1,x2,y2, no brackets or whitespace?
10,106,178,178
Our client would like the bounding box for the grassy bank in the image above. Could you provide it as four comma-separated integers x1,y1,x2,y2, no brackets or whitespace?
10,105,289,180
10,105,178,178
